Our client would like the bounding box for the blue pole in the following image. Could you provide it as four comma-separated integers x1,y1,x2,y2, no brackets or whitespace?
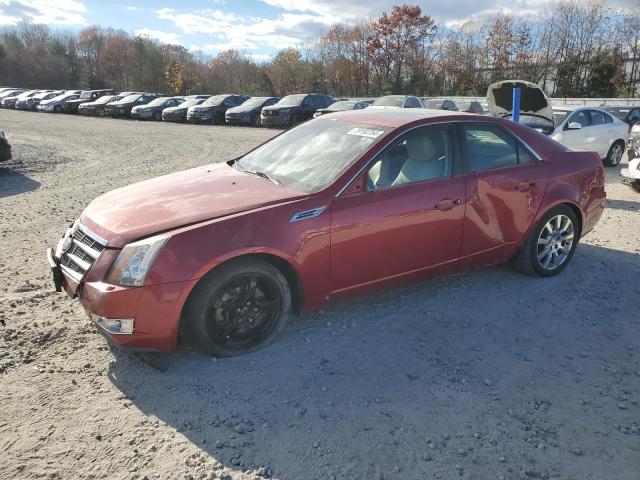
512,87,521,123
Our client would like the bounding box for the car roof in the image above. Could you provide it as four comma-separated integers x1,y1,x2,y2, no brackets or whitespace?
327,108,479,128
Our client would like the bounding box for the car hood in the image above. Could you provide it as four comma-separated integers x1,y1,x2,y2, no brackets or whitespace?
227,105,255,114
367,105,402,110
80,162,308,247
487,80,554,124
107,101,134,107
262,105,299,112
163,106,187,113
131,104,155,111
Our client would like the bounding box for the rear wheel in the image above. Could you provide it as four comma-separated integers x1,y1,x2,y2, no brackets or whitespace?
54,105,61,113
516,205,579,277
153,111,161,121
183,259,291,357
605,141,624,167
251,113,260,127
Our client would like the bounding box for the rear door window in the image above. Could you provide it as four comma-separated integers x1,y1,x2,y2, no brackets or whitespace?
590,110,607,126
463,125,536,172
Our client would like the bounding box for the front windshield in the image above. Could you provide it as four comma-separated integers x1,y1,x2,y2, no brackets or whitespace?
80,91,92,99
553,111,569,125
203,95,228,106
176,98,203,108
240,97,269,107
50,93,72,101
327,101,355,111
277,94,306,107
118,94,141,103
373,96,405,107
520,115,554,134
96,95,118,104
235,119,389,193
146,97,173,107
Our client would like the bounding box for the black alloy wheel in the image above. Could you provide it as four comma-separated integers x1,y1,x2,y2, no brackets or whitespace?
184,259,291,357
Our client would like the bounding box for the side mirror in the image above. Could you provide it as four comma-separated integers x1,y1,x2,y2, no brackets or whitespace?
567,122,582,130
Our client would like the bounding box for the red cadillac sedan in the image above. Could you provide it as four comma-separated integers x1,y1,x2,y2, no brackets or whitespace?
47,110,606,356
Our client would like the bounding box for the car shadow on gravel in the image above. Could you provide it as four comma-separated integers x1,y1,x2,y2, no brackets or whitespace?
0,167,40,198
106,243,640,479
606,198,640,211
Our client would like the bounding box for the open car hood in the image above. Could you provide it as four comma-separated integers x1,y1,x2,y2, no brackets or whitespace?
487,80,554,125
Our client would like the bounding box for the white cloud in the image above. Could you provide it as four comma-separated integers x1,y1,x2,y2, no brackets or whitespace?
157,8,242,35
0,0,87,26
247,52,272,62
157,8,334,52
134,27,181,45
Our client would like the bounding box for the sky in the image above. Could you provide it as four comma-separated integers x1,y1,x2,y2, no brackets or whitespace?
0,0,636,61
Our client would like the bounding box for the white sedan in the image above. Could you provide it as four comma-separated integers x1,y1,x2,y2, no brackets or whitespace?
551,107,629,166
487,80,629,167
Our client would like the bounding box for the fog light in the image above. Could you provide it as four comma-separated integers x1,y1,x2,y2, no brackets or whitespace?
92,315,135,334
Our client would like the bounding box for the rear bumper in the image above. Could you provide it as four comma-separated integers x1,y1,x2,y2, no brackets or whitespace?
47,247,197,351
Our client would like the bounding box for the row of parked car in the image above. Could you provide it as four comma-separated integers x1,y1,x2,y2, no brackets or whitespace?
0,87,487,129
1,83,639,171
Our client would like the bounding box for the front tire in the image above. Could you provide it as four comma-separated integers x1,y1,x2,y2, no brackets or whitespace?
516,205,579,277
605,141,624,167
183,259,291,357
213,112,224,125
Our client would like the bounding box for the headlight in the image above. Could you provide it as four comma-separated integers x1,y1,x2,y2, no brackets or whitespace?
105,235,168,286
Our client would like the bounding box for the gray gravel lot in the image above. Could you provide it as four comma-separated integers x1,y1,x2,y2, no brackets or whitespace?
0,109,639,480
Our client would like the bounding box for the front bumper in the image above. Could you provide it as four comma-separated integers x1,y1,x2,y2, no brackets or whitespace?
46,243,196,352
131,110,153,120
225,113,252,125
260,114,290,127
187,111,212,122
106,107,128,117
15,101,34,110
37,104,55,112
162,111,186,122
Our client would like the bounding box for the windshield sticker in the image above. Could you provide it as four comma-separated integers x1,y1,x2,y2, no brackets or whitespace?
346,128,384,139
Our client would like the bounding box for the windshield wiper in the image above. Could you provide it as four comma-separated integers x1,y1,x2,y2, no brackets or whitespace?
240,166,281,185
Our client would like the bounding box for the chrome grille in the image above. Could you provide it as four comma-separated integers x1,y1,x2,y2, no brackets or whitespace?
57,223,107,282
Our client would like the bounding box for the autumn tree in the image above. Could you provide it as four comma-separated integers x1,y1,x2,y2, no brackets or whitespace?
366,5,436,93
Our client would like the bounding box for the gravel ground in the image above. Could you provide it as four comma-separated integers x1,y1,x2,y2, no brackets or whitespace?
0,109,639,480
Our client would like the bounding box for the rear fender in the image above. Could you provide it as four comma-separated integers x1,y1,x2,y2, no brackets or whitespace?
527,151,605,239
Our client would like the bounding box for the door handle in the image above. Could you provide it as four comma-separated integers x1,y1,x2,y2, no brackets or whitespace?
435,198,461,211
514,181,535,192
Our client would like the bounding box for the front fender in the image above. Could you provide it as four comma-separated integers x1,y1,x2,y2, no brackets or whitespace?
146,199,333,309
